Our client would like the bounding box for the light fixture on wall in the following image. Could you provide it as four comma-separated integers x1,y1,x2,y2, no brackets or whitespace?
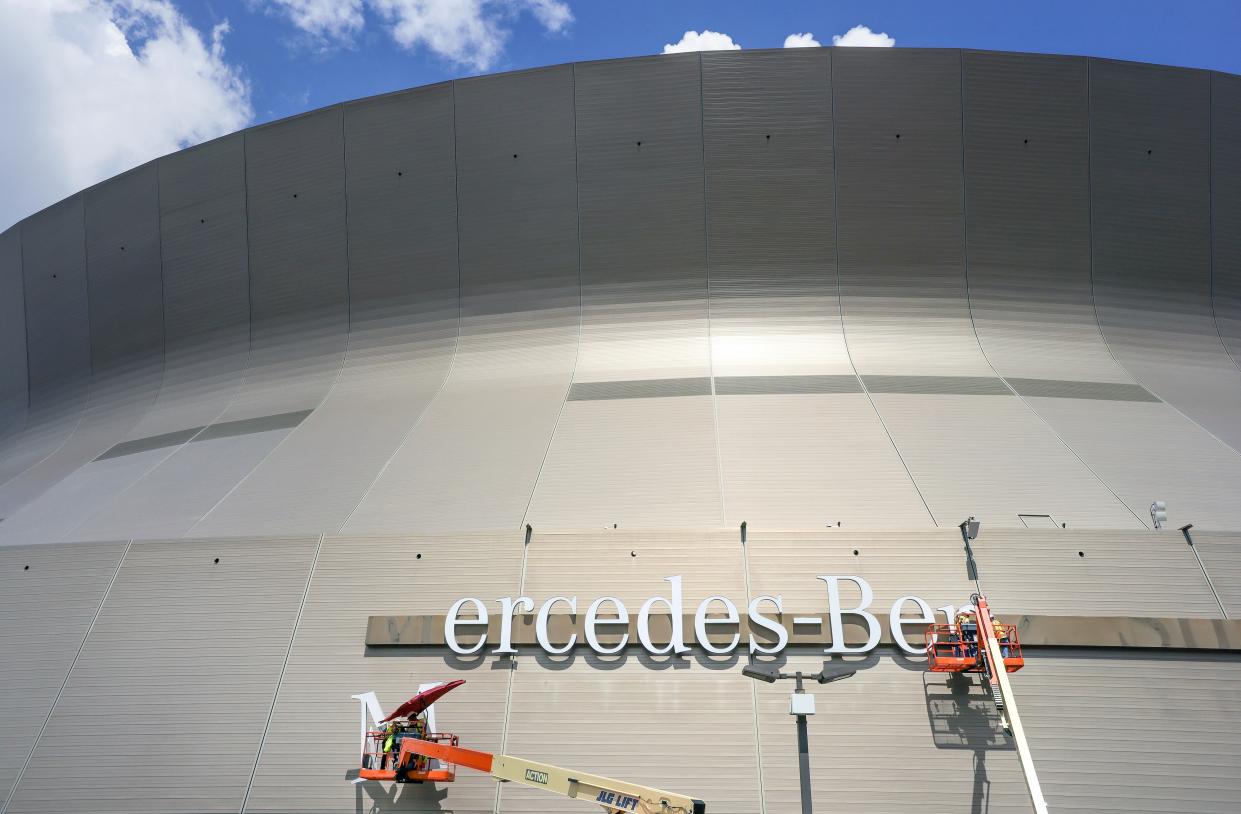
742,664,856,813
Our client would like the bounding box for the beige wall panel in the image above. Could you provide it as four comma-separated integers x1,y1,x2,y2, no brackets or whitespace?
756,648,1029,813
717,394,932,529
871,394,1141,529
0,541,125,806
970,529,1221,617
509,533,756,813
1027,397,1241,530
1190,530,1241,616
745,529,977,615
5,537,317,814
246,534,523,814
524,529,746,606
502,655,761,813
526,397,723,529
719,392,933,531
1014,649,1241,812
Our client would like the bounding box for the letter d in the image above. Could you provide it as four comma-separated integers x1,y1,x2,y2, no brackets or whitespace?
817,575,881,654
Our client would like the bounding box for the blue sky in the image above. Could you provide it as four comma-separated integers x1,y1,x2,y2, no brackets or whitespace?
2,0,1239,230
187,0,1241,125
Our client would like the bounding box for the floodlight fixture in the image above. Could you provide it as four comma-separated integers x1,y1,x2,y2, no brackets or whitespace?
960,517,981,540
1151,501,1167,530
742,663,781,683
816,668,856,685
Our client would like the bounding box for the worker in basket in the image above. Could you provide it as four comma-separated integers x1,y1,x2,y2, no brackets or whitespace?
383,714,431,773
994,618,1012,660
956,609,978,660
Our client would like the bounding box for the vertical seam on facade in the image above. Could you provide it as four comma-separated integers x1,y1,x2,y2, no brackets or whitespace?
1,538,132,814
82,196,94,381
738,526,767,814
1084,61,1240,460
153,160,169,408
240,534,323,813
336,84,467,534
4,199,98,492
827,47,937,527
700,51,729,527
956,51,1146,529
493,527,532,814
17,224,32,412
1207,72,1241,374
186,107,355,536
75,136,260,540
519,64,585,531
243,130,255,359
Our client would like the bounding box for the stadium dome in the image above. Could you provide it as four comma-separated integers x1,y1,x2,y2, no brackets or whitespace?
1,48,1240,814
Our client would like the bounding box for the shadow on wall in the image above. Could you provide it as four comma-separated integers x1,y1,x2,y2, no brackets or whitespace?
345,768,448,814
924,672,1014,814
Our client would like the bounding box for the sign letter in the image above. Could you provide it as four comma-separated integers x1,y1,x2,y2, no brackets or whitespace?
818,575,881,654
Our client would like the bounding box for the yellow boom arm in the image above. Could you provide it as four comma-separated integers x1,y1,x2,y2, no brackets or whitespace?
400,738,705,814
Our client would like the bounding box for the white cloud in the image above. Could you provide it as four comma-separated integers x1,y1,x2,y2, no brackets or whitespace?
0,0,253,231
662,29,740,54
783,32,820,48
263,0,573,71
263,0,365,45
831,25,895,47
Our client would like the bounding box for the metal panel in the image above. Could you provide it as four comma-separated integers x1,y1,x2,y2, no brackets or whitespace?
526,55,722,529
343,66,579,534
1090,58,1241,452
1192,530,1241,616
963,51,1126,383
971,529,1222,617
571,53,710,383
0,198,89,499
65,135,255,542
868,393,1141,529
4,537,317,814
700,49,928,530
1025,396,1241,530
745,528,978,614
833,49,1144,530
245,533,521,813
702,48,848,379
84,162,164,376
1015,649,1241,812
13,197,90,403
0,164,178,542
833,48,984,377
0,228,25,436
0,541,126,806
527,396,722,529
0,166,166,543
142,109,351,538
1215,72,1241,369
717,394,932,528
142,133,251,434
222,107,349,422
187,85,459,536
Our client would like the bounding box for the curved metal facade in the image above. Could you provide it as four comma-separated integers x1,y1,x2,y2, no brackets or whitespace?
2,49,1241,540
2,48,1241,814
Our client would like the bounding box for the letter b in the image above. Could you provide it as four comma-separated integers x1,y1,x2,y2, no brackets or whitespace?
817,575,880,654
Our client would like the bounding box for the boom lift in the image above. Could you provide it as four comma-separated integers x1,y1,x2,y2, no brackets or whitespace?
357,681,705,814
925,594,1049,814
